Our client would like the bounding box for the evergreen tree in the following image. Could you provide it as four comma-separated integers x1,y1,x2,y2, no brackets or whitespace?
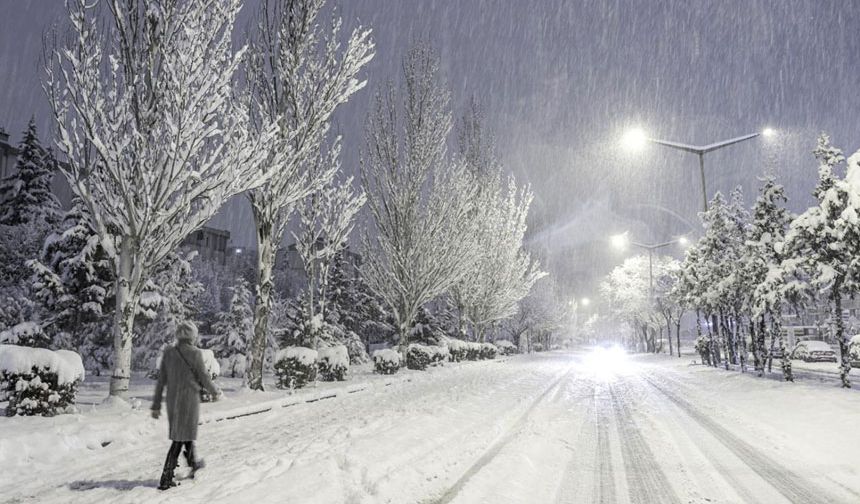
782,134,860,387
746,176,793,380
135,251,204,370
0,118,60,226
209,277,253,377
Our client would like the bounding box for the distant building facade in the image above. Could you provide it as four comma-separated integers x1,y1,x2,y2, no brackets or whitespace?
181,226,231,265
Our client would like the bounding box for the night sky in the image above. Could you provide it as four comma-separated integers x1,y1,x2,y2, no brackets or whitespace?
2,0,859,298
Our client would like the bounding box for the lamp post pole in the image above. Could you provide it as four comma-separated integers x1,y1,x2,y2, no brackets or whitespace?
647,132,764,212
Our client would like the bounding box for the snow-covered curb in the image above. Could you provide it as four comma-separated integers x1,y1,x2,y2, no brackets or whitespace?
201,357,510,425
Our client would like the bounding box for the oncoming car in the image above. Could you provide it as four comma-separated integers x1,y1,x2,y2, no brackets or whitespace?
790,340,837,363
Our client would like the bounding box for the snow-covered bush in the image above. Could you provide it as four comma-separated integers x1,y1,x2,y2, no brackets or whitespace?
274,347,318,389
372,349,401,375
219,353,247,378
466,342,483,360
342,331,370,365
0,345,85,416
407,344,449,370
849,335,860,368
694,336,711,364
0,322,50,348
406,344,433,370
428,345,449,365
317,345,349,381
494,340,517,356
479,342,498,360
447,339,469,362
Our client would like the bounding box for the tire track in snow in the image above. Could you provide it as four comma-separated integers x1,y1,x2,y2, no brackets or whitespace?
432,366,575,504
643,376,842,504
593,387,616,504
608,383,682,504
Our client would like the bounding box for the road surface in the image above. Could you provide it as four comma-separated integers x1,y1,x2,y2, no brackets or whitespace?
4,351,860,503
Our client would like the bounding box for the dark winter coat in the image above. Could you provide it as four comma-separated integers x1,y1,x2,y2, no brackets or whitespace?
152,342,219,441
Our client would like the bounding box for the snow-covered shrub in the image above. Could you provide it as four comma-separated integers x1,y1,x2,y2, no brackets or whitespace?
219,353,247,378
274,347,318,389
317,345,349,381
406,344,433,370
428,345,449,365
479,342,498,360
342,331,370,365
849,335,860,368
372,348,401,375
0,345,85,416
494,340,517,356
447,339,468,362
694,336,711,364
466,342,483,361
0,322,50,348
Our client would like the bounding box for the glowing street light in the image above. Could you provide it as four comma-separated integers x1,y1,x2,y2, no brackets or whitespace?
620,127,777,211
581,297,591,307
610,232,629,250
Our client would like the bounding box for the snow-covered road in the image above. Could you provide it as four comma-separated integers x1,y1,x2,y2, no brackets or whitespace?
4,351,860,504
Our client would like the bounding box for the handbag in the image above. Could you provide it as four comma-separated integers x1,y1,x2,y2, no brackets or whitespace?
176,346,211,402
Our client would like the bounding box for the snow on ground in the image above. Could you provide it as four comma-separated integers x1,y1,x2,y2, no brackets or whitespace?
2,351,860,503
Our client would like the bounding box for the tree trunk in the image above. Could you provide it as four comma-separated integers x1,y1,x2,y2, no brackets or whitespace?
833,290,851,388
675,319,682,358
248,219,276,391
773,316,792,382
664,312,674,356
109,238,140,398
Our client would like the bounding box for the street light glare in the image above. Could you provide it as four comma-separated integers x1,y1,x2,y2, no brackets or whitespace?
610,233,628,250
581,297,591,306
621,128,648,151
762,127,776,137
678,236,689,247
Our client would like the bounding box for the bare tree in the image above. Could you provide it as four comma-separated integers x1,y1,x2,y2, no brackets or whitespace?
243,0,374,390
361,44,479,349
44,0,278,398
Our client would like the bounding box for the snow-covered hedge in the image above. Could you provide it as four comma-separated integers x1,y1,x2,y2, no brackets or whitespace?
479,342,498,360
0,345,85,416
274,347,318,389
318,345,349,381
494,340,517,356
0,322,50,348
407,344,451,370
446,339,469,362
372,349,401,375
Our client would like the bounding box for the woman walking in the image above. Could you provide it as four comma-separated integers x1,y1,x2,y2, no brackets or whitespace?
151,321,221,490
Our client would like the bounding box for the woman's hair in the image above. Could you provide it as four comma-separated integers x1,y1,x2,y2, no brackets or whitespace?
176,321,199,344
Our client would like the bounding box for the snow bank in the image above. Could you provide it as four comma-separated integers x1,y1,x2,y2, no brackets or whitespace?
0,345,85,385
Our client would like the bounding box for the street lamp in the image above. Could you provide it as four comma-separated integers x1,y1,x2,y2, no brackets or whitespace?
622,127,776,211
581,297,591,307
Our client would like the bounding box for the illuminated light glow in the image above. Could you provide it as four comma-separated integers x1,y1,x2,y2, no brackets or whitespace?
582,344,628,380
621,128,648,151
762,127,776,137
610,233,628,250
581,297,591,306
678,236,689,247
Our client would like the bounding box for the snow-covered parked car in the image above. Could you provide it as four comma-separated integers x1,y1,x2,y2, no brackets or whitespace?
790,340,837,363
849,335,860,368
